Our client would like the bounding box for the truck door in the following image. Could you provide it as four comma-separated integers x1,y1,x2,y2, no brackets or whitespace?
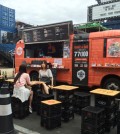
72,38,89,86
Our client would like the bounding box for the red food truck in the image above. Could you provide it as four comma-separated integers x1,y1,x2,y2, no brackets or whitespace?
15,21,120,90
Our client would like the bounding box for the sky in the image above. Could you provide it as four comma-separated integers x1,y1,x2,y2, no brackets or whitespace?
0,0,97,26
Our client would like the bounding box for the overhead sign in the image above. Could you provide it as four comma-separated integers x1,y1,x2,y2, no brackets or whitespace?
22,21,73,44
0,30,14,44
88,1,120,21
96,0,114,4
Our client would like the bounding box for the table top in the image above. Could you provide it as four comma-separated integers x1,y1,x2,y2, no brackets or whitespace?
52,85,78,90
90,88,120,96
31,81,45,85
5,79,14,83
41,99,61,105
5,80,44,85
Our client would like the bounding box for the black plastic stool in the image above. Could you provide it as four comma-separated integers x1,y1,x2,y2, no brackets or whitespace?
74,92,91,115
115,98,120,134
37,94,54,115
11,97,29,119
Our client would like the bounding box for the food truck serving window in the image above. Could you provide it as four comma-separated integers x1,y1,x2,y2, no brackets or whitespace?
23,21,72,58
24,41,70,58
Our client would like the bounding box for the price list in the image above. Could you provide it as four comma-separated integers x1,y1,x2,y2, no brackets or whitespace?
23,30,33,43
32,29,44,42
72,41,89,85
22,21,72,43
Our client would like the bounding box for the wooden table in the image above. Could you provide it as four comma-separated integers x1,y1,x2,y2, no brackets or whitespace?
52,85,78,90
5,79,14,83
31,81,45,85
90,88,120,131
90,88,120,96
52,85,78,122
41,99,61,105
52,85,79,99
90,88,120,107
5,79,44,85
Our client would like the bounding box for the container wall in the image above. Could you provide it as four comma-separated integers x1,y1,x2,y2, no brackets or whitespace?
0,4,15,31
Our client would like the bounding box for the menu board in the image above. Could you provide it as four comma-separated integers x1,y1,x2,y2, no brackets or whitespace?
23,30,33,43
55,24,69,40
33,29,44,42
23,21,73,43
43,27,55,41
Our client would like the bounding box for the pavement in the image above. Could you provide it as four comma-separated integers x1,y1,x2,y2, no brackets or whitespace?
14,114,117,134
13,93,118,134
14,113,81,134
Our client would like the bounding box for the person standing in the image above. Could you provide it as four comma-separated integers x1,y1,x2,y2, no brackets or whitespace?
47,43,56,57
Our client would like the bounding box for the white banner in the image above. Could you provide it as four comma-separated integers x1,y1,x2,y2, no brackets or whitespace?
92,1,120,20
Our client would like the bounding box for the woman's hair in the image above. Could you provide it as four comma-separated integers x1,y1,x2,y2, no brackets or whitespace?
14,64,27,84
41,60,47,69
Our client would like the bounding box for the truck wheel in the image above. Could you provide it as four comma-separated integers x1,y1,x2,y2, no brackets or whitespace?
103,78,120,90
30,72,39,81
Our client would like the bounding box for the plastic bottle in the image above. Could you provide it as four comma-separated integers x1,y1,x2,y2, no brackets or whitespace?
5,71,7,80
2,71,4,79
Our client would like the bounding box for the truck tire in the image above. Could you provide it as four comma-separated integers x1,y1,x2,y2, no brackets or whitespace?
103,78,120,90
30,72,39,81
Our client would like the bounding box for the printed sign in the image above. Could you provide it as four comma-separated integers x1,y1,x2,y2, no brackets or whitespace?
107,38,120,57
63,42,70,58
1,30,14,44
72,41,89,85
54,58,62,65
88,1,120,21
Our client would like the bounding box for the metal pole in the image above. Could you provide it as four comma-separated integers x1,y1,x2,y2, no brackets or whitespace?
0,30,1,44
12,54,14,78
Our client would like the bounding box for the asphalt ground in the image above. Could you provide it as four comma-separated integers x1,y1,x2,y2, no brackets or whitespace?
14,113,117,134
13,89,118,134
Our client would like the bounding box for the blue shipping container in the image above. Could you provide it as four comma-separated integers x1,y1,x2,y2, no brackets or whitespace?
101,20,120,30
0,4,15,30
0,5,2,26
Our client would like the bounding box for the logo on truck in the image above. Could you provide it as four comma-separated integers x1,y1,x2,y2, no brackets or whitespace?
77,70,85,81
16,47,23,56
